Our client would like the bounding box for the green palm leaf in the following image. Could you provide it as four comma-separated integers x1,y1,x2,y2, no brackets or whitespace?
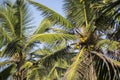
63,47,85,80
0,64,15,80
0,61,13,66
49,27,68,33
15,0,33,38
25,33,76,47
39,46,72,68
101,0,120,14
96,39,119,51
26,66,47,80
94,0,120,32
27,0,73,29
46,64,66,80
63,0,96,28
3,39,23,57
34,18,53,34
0,26,12,41
0,8,15,36
91,51,120,80
32,39,66,55
64,49,120,80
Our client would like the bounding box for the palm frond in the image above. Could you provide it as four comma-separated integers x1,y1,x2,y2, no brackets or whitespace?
33,47,53,57
64,49,120,80
3,39,23,57
0,60,14,71
55,66,66,77
96,39,119,51
0,26,12,42
28,40,67,61
34,18,53,34
14,0,33,38
31,49,51,56
0,7,15,36
49,27,69,34
63,0,96,28
101,0,120,14
38,46,74,70
52,39,67,52
0,64,15,80
0,61,13,66
25,33,77,48
26,65,47,80
46,64,66,80
46,64,57,79
27,0,73,29
63,47,86,80
112,27,120,40
91,51,120,80
95,0,120,32
20,61,33,70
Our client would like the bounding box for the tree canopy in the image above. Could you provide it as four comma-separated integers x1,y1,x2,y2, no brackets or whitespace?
0,0,120,80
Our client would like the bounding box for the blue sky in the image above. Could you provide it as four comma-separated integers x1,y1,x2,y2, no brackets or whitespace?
33,0,65,26
35,0,64,16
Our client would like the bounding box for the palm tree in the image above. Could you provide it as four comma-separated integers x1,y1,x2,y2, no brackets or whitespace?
27,0,120,80
0,0,76,80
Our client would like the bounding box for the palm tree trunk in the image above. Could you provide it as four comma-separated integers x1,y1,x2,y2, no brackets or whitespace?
14,52,25,80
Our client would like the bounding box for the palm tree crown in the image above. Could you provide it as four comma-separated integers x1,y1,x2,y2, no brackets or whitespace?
0,0,76,80
1,0,120,80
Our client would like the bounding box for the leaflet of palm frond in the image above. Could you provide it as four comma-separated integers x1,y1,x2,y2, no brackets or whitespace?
30,41,68,59
112,28,120,40
95,15,114,31
96,39,119,51
30,45,52,56
31,40,67,56
49,27,69,34
39,46,73,69
110,7,120,18
30,54,44,60
52,68,65,79
63,0,96,28
107,50,120,61
0,26,12,42
0,7,15,35
51,27,74,34
26,66,47,80
0,36,5,49
20,61,33,71
91,51,120,80
63,0,84,26
25,40,40,52
34,18,53,34
95,6,120,31
55,66,66,75
14,0,33,38
0,61,13,66
0,39,2,48
27,0,73,29
46,65,66,80
0,64,15,80
4,39,22,57
25,33,77,48
51,39,67,51
101,0,120,14
63,47,93,80
0,61,14,71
